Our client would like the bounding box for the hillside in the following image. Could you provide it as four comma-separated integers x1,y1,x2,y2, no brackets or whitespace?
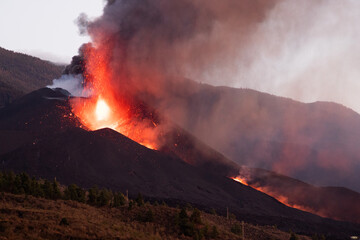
142,78,360,192
0,171,314,240
1,88,360,239
0,47,64,107
0,192,313,240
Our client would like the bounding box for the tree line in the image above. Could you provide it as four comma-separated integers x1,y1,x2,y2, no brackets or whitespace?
0,171,126,208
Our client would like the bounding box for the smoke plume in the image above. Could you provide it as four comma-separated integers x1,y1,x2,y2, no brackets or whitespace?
81,0,278,96
71,0,360,191
82,0,360,113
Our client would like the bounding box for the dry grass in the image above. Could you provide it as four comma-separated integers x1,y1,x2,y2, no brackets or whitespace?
0,193,310,240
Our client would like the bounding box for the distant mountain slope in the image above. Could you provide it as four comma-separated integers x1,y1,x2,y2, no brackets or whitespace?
0,47,64,107
143,78,360,192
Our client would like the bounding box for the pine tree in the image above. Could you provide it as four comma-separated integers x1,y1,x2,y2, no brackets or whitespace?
136,193,144,206
52,179,62,200
113,192,126,208
97,189,112,206
87,186,99,205
42,180,53,199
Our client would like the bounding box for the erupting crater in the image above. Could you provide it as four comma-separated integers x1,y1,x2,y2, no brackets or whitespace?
69,44,158,150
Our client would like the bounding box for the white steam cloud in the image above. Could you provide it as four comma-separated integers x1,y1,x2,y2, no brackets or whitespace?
48,74,91,97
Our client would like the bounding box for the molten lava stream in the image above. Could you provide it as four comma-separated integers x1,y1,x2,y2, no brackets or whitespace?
231,176,316,215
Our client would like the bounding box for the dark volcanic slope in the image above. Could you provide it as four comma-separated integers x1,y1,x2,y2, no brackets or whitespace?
0,88,359,238
144,78,360,192
0,46,64,107
239,167,360,224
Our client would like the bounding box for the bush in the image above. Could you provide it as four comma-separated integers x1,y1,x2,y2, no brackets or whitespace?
137,209,154,222
136,193,144,206
128,200,134,210
0,221,7,233
87,186,99,205
289,231,299,240
211,225,219,239
97,189,112,206
64,184,85,202
144,209,154,222
112,192,126,208
59,218,69,226
190,208,202,224
231,223,242,235
177,208,195,237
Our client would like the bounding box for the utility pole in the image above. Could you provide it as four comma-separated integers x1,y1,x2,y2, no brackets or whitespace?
226,207,229,220
126,190,129,203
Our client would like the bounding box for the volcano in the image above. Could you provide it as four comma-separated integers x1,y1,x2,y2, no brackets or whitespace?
0,87,360,238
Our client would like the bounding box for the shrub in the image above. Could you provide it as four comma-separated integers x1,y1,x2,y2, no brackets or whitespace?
177,208,195,237
59,218,69,226
112,192,126,208
136,193,144,206
190,208,202,224
144,209,154,222
87,186,99,205
137,209,154,222
211,225,219,239
231,223,242,235
0,221,7,233
97,189,112,206
289,231,298,240
128,200,134,210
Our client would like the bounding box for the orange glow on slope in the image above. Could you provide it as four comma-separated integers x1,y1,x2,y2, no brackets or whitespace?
231,176,324,217
232,176,249,186
70,44,158,150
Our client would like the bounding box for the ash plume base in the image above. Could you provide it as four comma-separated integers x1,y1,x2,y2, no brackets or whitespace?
48,74,92,97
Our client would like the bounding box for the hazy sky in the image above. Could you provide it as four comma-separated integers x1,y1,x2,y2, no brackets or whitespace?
0,0,104,64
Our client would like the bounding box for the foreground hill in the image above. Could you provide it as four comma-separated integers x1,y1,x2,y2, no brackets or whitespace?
0,88,359,239
0,47,63,107
0,192,312,240
143,78,360,192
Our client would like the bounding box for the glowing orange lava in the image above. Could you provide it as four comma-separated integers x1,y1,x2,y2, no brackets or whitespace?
95,97,111,121
70,44,158,150
232,176,249,186
231,176,318,215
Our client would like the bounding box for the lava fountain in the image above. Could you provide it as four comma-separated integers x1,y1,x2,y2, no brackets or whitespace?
70,44,159,150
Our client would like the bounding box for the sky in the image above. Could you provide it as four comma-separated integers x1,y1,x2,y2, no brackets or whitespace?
0,0,104,64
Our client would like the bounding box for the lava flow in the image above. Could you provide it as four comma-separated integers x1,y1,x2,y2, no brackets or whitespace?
231,176,322,217
70,44,158,150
